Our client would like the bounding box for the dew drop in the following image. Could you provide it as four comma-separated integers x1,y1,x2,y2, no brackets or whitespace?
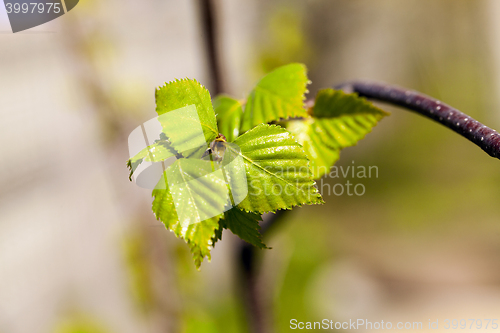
436,106,441,110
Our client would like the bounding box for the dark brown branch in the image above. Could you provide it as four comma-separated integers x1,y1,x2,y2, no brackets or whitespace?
238,242,267,333
198,0,223,95
237,210,288,333
335,81,500,160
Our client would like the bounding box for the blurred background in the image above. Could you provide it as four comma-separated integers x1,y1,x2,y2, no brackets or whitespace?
1,0,500,332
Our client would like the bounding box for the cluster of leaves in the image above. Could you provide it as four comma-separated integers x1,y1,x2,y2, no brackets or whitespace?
128,63,388,269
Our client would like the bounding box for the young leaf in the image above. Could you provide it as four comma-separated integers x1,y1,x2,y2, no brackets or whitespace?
152,190,221,269
163,159,230,223
214,95,244,142
232,124,323,213
221,208,267,249
155,79,219,144
240,63,309,132
152,159,229,269
129,79,219,179
288,89,389,178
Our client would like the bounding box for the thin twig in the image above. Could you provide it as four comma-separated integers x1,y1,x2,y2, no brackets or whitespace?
335,81,500,160
238,241,266,333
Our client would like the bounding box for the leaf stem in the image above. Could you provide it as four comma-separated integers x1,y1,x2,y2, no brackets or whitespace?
335,81,500,160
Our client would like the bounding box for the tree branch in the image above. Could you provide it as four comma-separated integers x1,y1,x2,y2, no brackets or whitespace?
197,1,268,331
335,81,500,160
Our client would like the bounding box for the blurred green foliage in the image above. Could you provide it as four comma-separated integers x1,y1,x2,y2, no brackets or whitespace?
53,315,110,333
257,7,314,74
122,228,154,313
174,243,249,333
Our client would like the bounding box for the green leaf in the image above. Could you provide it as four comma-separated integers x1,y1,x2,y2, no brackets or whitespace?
127,140,177,181
232,123,323,213
164,159,230,223
129,79,219,180
221,208,267,249
143,139,178,162
156,104,211,159
214,95,243,142
240,63,309,132
211,221,224,247
152,158,230,269
312,88,389,119
288,89,389,179
127,150,147,181
155,79,219,144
